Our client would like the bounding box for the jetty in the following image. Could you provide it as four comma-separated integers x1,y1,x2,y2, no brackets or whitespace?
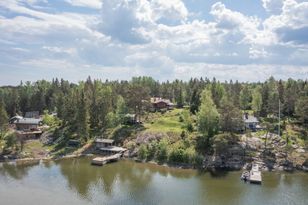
249,164,262,184
91,153,122,166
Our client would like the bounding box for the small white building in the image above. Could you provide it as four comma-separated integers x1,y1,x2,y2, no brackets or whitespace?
243,113,260,131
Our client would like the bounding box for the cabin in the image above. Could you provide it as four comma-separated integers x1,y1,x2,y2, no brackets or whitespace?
94,138,127,155
95,139,114,149
243,113,260,131
25,111,40,119
14,118,42,131
123,114,138,124
150,97,174,111
67,139,80,147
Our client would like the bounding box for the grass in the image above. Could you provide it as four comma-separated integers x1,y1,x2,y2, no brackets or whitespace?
143,109,185,134
283,124,306,147
23,140,48,158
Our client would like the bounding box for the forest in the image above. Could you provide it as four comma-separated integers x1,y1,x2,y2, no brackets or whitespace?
0,76,307,166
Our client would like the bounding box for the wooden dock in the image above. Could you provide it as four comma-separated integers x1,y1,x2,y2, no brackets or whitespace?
249,164,262,184
91,154,121,166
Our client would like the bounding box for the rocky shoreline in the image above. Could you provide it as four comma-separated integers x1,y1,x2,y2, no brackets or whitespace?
0,153,307,173
1,132,307,172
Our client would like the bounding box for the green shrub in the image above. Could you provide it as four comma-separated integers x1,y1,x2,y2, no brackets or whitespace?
156,138,168,162
138,144,148,160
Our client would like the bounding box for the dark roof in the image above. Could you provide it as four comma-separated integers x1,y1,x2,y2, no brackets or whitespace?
243,115,259,123
95,138,114,144
15,118,42,125
25,111,40,118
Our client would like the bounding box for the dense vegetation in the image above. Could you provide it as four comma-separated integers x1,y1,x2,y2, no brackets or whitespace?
0,76,307,164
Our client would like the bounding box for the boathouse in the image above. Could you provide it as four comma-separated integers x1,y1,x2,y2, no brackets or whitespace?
94,138,127,155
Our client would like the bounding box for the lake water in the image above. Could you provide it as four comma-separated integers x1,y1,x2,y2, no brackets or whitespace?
0,158,307,205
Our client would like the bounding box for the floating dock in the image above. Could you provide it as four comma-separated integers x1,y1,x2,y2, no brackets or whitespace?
249,164,262,184
91,154,121,166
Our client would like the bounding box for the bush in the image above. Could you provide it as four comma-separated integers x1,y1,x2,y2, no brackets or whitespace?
156,138,168,162
169,148,185,163
212,133,239,154
138,144,148,160
147,140,158,160
42,110,60,127
4,132,17,150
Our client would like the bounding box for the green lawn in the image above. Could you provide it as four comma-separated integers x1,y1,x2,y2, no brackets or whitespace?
143,109,185,133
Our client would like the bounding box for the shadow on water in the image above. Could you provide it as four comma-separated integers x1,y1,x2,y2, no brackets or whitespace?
0,161,38,180
208,169,229,178
1,158,308,205
56,158,155,201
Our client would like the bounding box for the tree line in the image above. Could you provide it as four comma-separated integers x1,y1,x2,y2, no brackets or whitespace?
0,76,307,141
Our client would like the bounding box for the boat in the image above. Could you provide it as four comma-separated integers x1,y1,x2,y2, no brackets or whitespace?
241,171,249,181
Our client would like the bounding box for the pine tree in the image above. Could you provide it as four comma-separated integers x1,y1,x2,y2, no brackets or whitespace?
240,85,251,110
219,96,243,133
252,87,262,116
77,91,89,140
0,98,8,137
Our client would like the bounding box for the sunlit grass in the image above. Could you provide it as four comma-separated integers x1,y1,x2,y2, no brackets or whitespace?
143,109,185,134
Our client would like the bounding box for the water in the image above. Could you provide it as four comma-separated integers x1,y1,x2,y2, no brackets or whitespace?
0,158,307,205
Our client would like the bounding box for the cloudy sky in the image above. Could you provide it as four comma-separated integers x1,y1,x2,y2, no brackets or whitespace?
0,0,308,85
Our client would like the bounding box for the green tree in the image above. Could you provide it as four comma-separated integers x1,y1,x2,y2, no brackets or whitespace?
190,88,200,114
240,85,251,110
116,95,128,124
219,96,243,133
251,87,262,116
212,133,238,155
295,96,308,124
0,98,8,137
4,132,17,150
182,110,193,132
77,91,90,140
197,89,220,145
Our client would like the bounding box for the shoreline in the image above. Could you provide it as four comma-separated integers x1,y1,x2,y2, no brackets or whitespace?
2,154,307,173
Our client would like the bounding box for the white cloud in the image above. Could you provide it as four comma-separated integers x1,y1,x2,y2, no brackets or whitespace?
263,0,308,45
64,0,102,9
262,0,284,12
0,0,307,85
249,47,270,59
151,0,188,24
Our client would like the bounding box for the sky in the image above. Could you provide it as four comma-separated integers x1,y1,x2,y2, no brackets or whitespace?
0,0,308,85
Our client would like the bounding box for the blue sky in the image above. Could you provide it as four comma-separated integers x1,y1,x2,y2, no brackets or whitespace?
0,0,307,85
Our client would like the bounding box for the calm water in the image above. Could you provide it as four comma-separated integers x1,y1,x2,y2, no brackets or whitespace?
0,158,307,205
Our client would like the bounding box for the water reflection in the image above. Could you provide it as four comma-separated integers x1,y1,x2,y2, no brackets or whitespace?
198,171,246,205
0,158,307,205
0,161,38,180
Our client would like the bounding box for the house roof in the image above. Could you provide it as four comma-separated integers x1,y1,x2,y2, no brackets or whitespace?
99,146,127,152
15,118,42,125
25,111,40,118
95,138,114,144
243,115,259,123
125,114,136,118
151,97,173,105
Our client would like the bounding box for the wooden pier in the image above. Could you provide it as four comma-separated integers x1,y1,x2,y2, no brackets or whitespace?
249,164,262,184
91,153,122,166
